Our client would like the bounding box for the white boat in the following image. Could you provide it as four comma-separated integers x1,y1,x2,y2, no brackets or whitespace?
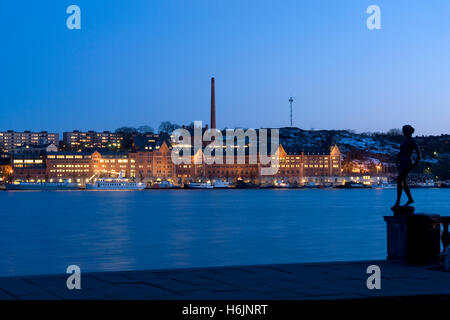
273,180,291,188
374,183,397,189
6,180,80,190
334,181,367,189
152,180,176,189
212,180,230,188
346,182,365,188
86,173,145,190
186,182,214,189
414,180,436,188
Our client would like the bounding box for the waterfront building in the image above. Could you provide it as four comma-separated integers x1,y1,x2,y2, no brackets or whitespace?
303,145,342,177
63,130,123,151
131,140,175,182
9,140,343,185
175,146,260,182
43,139,175,184
47,150,136,183
12,138,176,184
11,153,46,181
46,152,94,183
264,144,342,184
205,160,260,181
0,131,59,153
173,141,342,184
45,150,134,184
93,150,135,179
90,140,175,183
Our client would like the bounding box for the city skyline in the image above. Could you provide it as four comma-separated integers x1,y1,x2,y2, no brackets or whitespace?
1,1,450,135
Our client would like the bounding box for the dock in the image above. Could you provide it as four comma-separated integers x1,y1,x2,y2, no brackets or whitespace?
0,260,449,300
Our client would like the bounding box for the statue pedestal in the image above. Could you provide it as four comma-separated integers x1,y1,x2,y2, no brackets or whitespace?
384,215,408,261
406,214,441,265
391,205,415,217
384,211,441,265
384,205,414,261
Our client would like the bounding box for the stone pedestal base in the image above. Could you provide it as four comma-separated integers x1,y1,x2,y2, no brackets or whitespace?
384,216,408,261
384,213,441,265
407,214,441,265
391,205,415,217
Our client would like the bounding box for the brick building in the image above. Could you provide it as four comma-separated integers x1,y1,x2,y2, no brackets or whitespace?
46,152,94,183
132,141,175,181
174,142,342,184
11,154,46,181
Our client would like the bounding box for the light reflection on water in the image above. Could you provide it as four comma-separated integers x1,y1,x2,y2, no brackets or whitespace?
0,189,448,277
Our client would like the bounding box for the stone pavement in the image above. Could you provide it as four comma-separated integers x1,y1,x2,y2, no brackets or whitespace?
0,260,449,300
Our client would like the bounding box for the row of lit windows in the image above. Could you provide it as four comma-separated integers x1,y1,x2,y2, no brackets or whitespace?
207,170,255,175
54,164,89,168
49,169,89,173
304,165,328,168
13,159,43,164
0,134,57,137
99,159,130,163
47,155,88,159
48,160,90,164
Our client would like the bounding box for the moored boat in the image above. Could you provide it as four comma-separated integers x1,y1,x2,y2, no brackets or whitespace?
151,180,177,189
233,180,258,189
273,180,291,188
437,182,449,188
411,180,436,188
5,180,80,190
374,182,397,189
303,181,320,188
186,182,214,189
335,181,369,189
212,180,230,188
86,172,145,190
86,178,145,190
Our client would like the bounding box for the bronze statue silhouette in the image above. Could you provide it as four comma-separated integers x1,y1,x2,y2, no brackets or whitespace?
392,125,421,209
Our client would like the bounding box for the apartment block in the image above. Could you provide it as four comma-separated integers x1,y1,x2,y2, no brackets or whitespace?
63,130,123,151
0,131,59,153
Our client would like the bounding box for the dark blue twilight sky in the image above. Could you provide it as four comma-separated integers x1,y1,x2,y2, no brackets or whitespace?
0,0,449,135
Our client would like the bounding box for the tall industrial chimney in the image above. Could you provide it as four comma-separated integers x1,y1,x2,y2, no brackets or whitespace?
210,77,216,129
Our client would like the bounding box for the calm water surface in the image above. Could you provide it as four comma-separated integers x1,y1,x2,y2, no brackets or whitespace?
0,189,448,277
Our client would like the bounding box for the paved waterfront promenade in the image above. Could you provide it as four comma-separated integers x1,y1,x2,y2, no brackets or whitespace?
0,260,449,300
